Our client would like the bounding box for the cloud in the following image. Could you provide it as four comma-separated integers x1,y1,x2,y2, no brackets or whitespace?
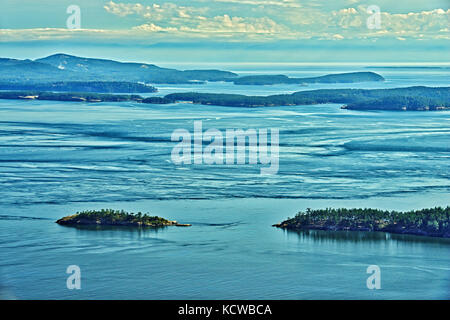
182,15,288,34
132,23,178,32
213,0,302,8
104,1,289,37
102,1,449,40
1,1,448,42
104,1,205,20
328,7,450,38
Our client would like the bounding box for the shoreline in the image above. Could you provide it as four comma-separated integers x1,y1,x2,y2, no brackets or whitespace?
1,85,448,111
273,207,450,239
56,209,192,228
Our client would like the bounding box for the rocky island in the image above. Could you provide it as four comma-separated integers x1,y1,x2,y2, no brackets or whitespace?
56,209,191,228
273,207,450,238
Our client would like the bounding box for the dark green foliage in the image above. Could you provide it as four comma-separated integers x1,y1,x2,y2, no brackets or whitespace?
162,86,450,110
0,91,143,102
70,209,170,225
1,86,448,111
280,207,450,238
0,81,157,93
142,96,173,104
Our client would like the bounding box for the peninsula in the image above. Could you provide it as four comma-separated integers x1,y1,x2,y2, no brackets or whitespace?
273,207,450,238
56,209,191,227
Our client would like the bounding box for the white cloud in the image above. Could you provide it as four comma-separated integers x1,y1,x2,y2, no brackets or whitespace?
1,2,448,42
104,1,205,20
182,15,287,34
329,7,450,38
132,23,178,32
104,1,289,37
213,0,302,8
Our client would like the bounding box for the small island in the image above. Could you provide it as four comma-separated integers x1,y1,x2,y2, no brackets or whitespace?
273,207,450,238
56,209,191,227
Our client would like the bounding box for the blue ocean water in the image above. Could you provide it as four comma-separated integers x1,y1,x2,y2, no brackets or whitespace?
0,65,449,299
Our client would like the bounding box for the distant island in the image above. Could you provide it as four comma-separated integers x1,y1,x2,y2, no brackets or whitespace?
0,81,157,93
0,53,238,84
1,86,449,111
56,209,191,227
233,72,384,85
273,207,450,238
0,54,385,87
366,66,449,70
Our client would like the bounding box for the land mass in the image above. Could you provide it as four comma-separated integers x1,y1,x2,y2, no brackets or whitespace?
1,86,448,111
0,53,238,84
233,72,384,85
273,207,450,238
0,81,157,93
0,91,144,103
0,54,384,87
161,86,450,110
56,209,191,227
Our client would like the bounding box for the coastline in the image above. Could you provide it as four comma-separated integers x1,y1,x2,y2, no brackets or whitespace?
56,210,192,228
273,207,450,239
0,85,449,111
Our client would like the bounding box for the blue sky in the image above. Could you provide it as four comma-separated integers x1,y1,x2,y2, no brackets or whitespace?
0,0,448,63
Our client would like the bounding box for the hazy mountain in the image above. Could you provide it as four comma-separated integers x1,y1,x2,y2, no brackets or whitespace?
0,53,385,86
0,53,238,84
0,58,67,81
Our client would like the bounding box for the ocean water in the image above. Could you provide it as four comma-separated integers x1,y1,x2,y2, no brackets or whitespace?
0,65,449,299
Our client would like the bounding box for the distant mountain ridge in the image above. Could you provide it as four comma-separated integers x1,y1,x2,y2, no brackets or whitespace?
0,53,238,84
0,53,385,86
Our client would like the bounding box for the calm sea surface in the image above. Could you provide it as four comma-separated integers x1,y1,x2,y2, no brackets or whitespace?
0,65,449,299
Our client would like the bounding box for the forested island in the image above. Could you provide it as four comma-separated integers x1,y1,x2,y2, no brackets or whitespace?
233,72,384,85
56,209,191,227
0,91,143,102
0,81,157,93
1,86,448,111
162,86,450,110
273,207,450,238
0,54,238,84
0,54,384,86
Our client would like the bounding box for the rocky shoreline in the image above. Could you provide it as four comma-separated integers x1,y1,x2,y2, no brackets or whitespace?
56,209,191,228
273,207,450,238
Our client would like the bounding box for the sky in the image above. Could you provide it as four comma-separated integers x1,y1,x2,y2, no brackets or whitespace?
0,0,448,63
